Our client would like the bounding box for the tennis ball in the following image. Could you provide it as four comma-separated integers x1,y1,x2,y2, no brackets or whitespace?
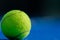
1,10,31,40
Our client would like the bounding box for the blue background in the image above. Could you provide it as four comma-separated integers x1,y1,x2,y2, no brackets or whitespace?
0,0,60,40
0,16,60,40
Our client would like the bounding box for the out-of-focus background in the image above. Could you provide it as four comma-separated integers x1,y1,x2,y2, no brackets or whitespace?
0,0,60,40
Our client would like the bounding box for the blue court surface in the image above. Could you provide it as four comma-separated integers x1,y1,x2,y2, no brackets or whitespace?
0,16,60,40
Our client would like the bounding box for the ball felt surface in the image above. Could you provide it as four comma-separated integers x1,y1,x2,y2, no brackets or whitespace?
1,10,31,40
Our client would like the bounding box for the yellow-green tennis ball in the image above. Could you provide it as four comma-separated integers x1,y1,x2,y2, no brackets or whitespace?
1,10,31,40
